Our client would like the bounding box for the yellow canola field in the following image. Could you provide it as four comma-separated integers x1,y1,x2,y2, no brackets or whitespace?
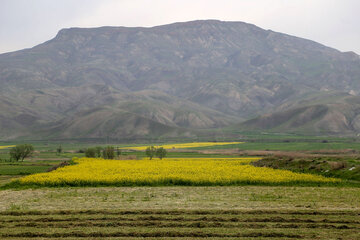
0,145,15,150
120,142,243,150
18,157,340,186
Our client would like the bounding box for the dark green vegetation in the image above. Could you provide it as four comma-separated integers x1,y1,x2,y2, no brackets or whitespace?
0,20,360,140
1,209,359,239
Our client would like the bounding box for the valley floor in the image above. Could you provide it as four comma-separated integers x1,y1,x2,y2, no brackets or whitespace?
1,141,359,239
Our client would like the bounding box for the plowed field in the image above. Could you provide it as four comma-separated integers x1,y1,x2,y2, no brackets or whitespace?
1,209,359,239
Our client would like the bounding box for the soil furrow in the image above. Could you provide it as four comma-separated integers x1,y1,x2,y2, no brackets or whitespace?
0,231,303,238
1,216,359,224
9,222,356,229
1,210,358,216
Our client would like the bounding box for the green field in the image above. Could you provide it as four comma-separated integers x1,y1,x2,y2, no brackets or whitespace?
190,141,360,151
2,134,360,152
0,164,53,175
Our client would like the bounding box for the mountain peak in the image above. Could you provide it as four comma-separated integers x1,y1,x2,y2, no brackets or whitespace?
54,19,257,38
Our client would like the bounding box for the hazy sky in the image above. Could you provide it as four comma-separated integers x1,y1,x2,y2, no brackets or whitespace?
0,0,359,54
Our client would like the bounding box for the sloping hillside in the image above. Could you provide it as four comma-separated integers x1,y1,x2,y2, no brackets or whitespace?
237,94,360,135
0,20,359,139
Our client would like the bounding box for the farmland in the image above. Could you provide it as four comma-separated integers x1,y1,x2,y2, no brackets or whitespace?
1,209,359,239
0,139,359,239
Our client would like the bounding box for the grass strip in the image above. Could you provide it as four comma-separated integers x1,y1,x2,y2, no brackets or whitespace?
4,179,357,189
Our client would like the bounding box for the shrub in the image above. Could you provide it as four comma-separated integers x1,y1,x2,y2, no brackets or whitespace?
329,161,347,170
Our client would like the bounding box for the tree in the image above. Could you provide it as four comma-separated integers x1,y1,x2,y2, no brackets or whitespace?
102,146,115,159
85,148,97,158
155,147,167,160
85,146,104,158
56,145,63,155
116,147,122,157
9,144,34,162
95,147,103,158
145,146,156,160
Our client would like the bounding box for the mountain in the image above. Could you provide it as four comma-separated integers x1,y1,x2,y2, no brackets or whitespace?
0,20,359,140
236,93,360,135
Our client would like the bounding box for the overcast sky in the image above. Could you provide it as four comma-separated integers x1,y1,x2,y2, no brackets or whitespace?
0,0,359,54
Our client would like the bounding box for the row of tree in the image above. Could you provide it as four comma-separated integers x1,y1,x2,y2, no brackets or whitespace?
145,146,167,160
85,145,167,160
84,146,123,159
5,144,167,161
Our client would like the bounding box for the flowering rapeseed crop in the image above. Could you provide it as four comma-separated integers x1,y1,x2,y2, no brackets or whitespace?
121,142,243,150
0,145,15,150
17,157,340,187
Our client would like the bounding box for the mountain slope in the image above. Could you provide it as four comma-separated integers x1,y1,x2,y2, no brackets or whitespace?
39,107,194,140
0,20,359,139
236,94,360,135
